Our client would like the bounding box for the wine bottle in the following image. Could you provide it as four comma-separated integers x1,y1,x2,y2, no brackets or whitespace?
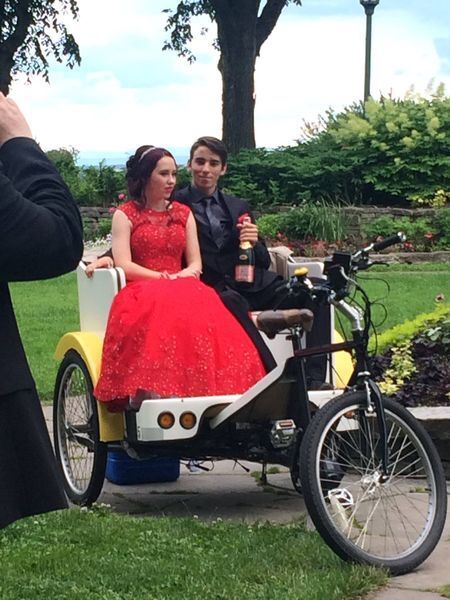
235,215,255,284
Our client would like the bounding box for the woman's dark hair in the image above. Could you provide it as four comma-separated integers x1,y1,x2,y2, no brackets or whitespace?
126,145,175,208
189,136,227,166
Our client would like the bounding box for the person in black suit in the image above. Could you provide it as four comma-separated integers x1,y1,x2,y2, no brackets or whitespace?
0,93,83,529
176,137,329,381
90,136,329,382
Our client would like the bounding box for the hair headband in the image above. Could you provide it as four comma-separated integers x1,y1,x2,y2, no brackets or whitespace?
138,146,158,162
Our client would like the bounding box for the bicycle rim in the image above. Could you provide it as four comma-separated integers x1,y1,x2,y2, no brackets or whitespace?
54,353,106,504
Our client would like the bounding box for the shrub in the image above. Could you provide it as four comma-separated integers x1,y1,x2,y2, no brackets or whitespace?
256,213,284,238
47,148,125,207
362,213,449,251
370,303,450,354
280,201,346,242
221,85,450,209
327,85,450,206
97,218,112,238
175,166,191,190
435,209,450,249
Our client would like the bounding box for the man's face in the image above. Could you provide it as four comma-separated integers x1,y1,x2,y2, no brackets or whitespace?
188,146,227,196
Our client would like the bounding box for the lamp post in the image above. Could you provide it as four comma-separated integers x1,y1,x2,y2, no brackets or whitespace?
360,0,380,102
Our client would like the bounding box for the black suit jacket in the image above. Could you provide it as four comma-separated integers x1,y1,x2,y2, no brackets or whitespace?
0,137,83,395
175,185,279,293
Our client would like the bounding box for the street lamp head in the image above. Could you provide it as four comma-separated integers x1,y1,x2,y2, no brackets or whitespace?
360,0,380,15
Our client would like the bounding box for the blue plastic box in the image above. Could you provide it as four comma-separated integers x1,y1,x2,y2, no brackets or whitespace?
105,450,180,485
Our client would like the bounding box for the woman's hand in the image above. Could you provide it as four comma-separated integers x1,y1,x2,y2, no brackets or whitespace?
85,256,114,278
174,267,201,279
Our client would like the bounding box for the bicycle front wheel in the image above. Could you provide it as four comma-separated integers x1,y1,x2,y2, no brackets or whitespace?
299,390,447,575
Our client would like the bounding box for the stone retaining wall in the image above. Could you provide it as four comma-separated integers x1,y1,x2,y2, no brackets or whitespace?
341,206,438,239
81,205,441,237
80,206,449,264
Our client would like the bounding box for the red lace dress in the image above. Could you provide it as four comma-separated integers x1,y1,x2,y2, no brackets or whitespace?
94,200,266,409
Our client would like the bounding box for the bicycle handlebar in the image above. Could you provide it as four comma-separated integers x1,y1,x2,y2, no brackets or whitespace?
371,232,407,252
353,232,406,261
279,231,407,303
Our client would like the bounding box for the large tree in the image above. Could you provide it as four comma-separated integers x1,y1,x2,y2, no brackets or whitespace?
0,0,80,95
163,0,302,154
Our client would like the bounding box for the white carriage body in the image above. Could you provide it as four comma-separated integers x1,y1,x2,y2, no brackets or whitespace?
71,252,350,443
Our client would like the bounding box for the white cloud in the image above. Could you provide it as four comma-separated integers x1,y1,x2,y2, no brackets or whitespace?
254,12,450,146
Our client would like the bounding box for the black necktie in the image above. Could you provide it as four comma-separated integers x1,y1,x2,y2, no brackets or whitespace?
204,197,224,248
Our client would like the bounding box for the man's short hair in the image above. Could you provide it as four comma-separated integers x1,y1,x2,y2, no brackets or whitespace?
189,136,228,166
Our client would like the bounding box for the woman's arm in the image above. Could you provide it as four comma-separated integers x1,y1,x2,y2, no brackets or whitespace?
112,210,168,281
176,211,202,278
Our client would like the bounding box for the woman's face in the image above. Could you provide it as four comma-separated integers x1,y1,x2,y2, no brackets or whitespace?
145,156,177,202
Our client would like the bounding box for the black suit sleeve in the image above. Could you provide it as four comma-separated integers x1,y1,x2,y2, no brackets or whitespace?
0,137,83,282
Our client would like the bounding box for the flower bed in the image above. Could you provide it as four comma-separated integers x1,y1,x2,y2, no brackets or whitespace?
371,305,450,408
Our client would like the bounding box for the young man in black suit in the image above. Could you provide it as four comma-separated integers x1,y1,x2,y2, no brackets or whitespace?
0,93,83,528
176,137,329,381
92,136,329,382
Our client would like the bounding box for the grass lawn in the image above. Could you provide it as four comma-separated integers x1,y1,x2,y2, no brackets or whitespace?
10,273,79,402
356,270,450,332
0,508,387,600
9,263,450,402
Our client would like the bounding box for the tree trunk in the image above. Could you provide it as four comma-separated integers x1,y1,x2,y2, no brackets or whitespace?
219,43,257,153
213,1,259,154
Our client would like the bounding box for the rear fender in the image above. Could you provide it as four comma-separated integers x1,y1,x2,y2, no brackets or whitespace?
54,332,124,442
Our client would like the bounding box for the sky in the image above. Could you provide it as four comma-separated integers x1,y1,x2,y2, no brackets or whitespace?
9,0,450,165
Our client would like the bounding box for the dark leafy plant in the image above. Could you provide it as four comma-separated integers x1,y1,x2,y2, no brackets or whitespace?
372,314,450,407
435,209,450,249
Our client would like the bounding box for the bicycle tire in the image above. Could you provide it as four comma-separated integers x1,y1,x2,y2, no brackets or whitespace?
299,390,447,575
53,350,107,505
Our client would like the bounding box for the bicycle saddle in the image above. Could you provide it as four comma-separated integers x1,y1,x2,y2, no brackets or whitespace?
256,308,314,338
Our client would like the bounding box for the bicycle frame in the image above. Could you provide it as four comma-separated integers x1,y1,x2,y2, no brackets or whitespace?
290,292,391,476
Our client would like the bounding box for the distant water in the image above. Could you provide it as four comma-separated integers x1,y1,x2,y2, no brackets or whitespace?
77,150,189,168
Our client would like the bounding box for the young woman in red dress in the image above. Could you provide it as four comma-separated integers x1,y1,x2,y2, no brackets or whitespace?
94,146,266,410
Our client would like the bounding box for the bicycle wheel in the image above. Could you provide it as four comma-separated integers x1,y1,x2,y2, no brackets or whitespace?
299,390,447,575
53,350,107,505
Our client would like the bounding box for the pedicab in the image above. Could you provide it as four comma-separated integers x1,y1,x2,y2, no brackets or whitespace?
53,235,447,575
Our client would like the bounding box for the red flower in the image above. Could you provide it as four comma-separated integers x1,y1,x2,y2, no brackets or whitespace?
118,193,125,201
237,212,250,224
403,241,414,252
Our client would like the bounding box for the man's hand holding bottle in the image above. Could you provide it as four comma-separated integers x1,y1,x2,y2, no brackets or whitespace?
237,213,258,245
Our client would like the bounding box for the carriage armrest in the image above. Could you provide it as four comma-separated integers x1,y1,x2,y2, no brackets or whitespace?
267,247,325,280
268,246,293,279
77,261,126,336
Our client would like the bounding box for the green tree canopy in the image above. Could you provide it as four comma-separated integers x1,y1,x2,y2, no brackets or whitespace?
0,0,80,95
222,86,450,209
163,0,302,154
